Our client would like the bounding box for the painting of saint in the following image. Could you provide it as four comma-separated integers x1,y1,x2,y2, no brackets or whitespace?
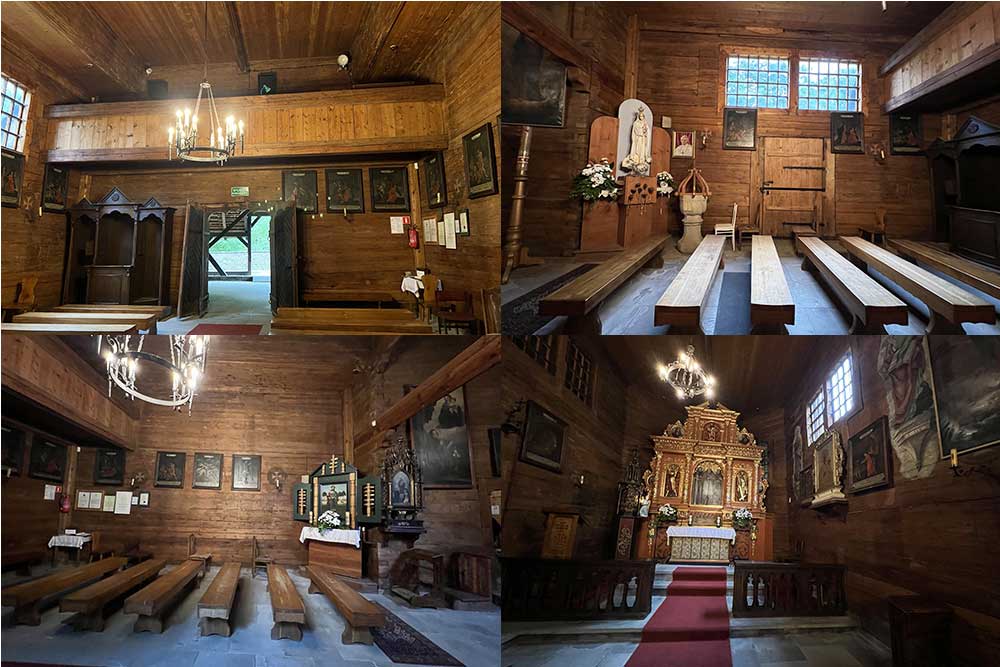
408,386,472,487
501,24,566,128
42,164,69,212
877,337,939,479
94,448,125,485
1,150,24,207
325,169,364,213
390,471,412,507
673,131,695,158
154,451,186,488
422,153,447,208
192,453,222,489
831,112,864,154
319,480,350,516
232,454,261,491
848,417,890,493
736,470,750,502
282,170,318,212
927,337,1000,457
370,167,411,212
462,123,498,198
722,108,757,150
2,426,24,477
663,464,680,497
890,114,922,155
520,400,566,473
692,462,723,505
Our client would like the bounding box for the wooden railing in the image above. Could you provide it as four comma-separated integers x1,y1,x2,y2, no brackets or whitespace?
501,558,655,621
733,561,847,617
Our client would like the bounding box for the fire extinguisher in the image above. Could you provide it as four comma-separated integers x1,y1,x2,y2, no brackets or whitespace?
58,492,70,513
404,216,418,249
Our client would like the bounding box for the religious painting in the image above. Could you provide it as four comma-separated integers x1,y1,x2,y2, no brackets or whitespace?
927,337,1000,458
463,122,499,198
422,152,447,208
501,23,566,127
370,167,410,212
663,464,681,498
389,471,413,507
848,416,891,493
42,164,69,212
831,112,865,154
154,451,186,488
701,421,723,442
93,448,125,486
722,108,757,150
812,430,846,506
29,440,66,482
192,452,223,489
407,385,472,488
876,337,939,480
318,478,351,518
672,131,695,158
282,170,318,213
2,426,24,477
691,461,723,505
1,149,24,208
324,168,364,214
890,114,922,155
232,454,261,491
735,469,751,502
520,400,566,473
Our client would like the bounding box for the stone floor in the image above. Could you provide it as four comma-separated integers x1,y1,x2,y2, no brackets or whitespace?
1,563,499,667
157,280,273,335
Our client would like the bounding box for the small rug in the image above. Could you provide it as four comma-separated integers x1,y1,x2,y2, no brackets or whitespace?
371,602,464,666
186,324,263,335
713,272,751,335
501,264,597,335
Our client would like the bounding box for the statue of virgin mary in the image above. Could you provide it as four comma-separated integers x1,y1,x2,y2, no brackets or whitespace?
621,109,651,176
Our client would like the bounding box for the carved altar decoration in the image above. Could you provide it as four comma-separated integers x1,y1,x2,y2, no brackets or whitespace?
811,430,847,508
380,433,425,534
613,450,646,560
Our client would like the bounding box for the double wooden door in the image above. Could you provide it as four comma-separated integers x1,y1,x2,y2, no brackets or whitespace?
757,137,829,237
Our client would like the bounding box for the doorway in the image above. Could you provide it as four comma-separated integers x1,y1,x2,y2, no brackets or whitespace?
752,137,833,237
206,207,272,319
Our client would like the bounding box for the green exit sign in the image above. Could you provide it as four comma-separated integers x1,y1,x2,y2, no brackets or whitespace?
231,186,250,197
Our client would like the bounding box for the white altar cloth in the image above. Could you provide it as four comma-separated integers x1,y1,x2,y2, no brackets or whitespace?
666,526,736,544
48,534,92,549
298,526,361,549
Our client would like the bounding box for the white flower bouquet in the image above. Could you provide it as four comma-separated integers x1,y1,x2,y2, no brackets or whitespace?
656,171,676,197
658,504,678,521
733,507,753,528
570,159,620,202
317,510,342,532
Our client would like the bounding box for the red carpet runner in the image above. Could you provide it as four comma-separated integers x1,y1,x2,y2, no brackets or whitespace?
625,566,732,667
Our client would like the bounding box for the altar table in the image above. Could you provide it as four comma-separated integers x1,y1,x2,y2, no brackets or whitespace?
666,526,735,563
298,526,361,548
299,527,363,578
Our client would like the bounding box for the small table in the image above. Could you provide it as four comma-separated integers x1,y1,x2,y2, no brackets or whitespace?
48,533,92,565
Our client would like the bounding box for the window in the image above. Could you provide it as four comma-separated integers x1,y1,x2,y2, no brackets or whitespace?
806,389,826,446
797,57,861,112
1,75,31,151
511,336,557,375
564,340,594,406
825,353,855,423
725,54,790,110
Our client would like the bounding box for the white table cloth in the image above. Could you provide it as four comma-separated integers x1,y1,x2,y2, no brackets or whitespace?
666,526,736,544
298,526,361,549
400,275,443,296
48,534,92,549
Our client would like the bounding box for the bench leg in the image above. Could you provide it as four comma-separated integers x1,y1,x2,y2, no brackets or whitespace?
200,616,232,637
342,624,374,645
750,323,789,335
13,602,42,626
66,610,106,632
308,581,321,594
563,311,604,337
133,613,164,634
848,314,889,335
926,312,966,334
644,253,664,270
271,621,303,641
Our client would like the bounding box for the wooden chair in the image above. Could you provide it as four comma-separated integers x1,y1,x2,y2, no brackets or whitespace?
89,531,115,562
713,203,737,251
421,272,440,323
737,201,762,250
858,207,888,246
251,536,273,579
2,277,37,322
435,290,478,334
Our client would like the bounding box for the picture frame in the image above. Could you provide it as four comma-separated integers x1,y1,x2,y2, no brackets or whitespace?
139,492,149,507
232,454,262,491
927,337,1000,458
282,170,318,213
672,131,695,158
93,447,125,486
422,152,448,209
192,452,223,489
831,112,865,154
29,440,66,482
1,149,25,208
847,416,891,493
811,430,846,506
501,23,567,127
369,167,410,212
154,451,186,488
406,384,473,488
316,475,352,518
325,168,364,214
463,122,499,199
258,71,277,95
1,425,24,477
457,208,470,237
520,400,566,473
722,108,757,151
890,113,922,155
42,163,70,212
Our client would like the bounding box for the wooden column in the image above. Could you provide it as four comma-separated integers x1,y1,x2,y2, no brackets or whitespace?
407,162,426,269
342,387,354,466
58,444,78,535
624,14,639,99
502,126,533,284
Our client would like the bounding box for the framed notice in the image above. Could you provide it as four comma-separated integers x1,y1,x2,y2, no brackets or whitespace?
114,491,133,515
541,512,579,559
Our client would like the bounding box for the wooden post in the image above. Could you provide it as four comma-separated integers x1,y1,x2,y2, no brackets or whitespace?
342,386,354,466
624,14,639,99
502,125,532,284
407,162,425,270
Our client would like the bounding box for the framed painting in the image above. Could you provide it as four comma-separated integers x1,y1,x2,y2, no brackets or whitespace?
422,152,447,208
848,416,891,493
232,454,261,491
407,384,472,488
29,440,66,482
927,337,1000,458
369,167,410,212
154,451,186,488
282,170,318,212
463,123,499,198
192,452,223,489
672,131,695,158
890,113,922,155
1,149,24,208
722,108,757,150
831,112,864,154
325,168,364,214
94,447,125,486
42,163,69,212
811,430,846,506
316,475,351,518
1,425,24,477
501,23,566,127
519,400,566,473
876,337,940,480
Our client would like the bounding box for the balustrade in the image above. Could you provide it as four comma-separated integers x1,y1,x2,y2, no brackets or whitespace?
733,561,846,617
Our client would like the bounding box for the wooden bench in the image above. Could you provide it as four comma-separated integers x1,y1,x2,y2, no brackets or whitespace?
268,563,306,641
123,557,205,633
750,235,795,333
1,322,139,334
59,558,166,631
538,234,669,334
1,557,127,626
796,236,908,333
306,564,385,644
2,547,46,576
654,234,727,332
301,288,399,308
13,311,159,333
841,236,995,333
889,239,1000,301
197,562,241,637
271,308,434,334
53,304,171,319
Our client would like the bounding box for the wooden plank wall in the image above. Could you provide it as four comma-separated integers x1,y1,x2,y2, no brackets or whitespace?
0,427,62,560
742,406,791,560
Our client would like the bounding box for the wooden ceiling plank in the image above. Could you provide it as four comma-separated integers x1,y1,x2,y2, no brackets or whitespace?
349,1,406,83
223,1,252,74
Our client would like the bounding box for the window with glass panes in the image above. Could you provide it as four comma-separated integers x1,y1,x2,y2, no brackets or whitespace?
806,390,826,446
825,353,855,423
1,76,30,151
725,54,790,110
511,335,557,375
798,58,861,112
564,340,594,406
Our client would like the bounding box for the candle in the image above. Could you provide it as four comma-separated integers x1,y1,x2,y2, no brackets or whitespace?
950,448,959,467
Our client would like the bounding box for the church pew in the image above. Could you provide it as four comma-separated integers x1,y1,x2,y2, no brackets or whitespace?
2,546,46,576
123,557,205,633
268,563,306,641
796,236,908,333
840,236,995,332
59,558,166,632
197,562,241,637
53,304,171,319
301,288,399,308
306,564,385,644
1,322,139,334
270,307,434,334
1,557,127,626
654,234,727,332
750,235,795,333
538,234,669,334
13,311,159,333
888,239,1000,301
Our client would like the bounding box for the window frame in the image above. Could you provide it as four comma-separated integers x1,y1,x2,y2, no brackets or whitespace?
803,347,863,446
1,74,31,153
796,54,863,114
806,389,827,446
722,48,793,112
563,339,596,408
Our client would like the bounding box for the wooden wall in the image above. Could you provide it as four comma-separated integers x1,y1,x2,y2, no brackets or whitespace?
742,406,791,560
0,426,63,561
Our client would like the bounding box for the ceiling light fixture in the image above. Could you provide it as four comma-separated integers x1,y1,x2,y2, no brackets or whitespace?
99,335,209,414
658,344,716,401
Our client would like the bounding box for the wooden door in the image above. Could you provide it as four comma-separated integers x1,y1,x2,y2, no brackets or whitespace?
269,201,299,314
760,137,827,237
177,203,209,319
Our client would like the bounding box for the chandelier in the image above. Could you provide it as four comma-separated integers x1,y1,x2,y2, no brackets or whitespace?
658,345,716,400
166,2,245,164
99,335,209,414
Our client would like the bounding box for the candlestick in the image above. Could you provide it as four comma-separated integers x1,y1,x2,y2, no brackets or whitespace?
950,448,959,467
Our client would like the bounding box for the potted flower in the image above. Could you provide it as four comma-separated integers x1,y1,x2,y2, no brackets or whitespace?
733,508,753,529
648,503,679,539
317,510,342,533
570,159,620,202
655,171,676,197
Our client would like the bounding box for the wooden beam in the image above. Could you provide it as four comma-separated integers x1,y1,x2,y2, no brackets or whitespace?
884,45,1000,113
353,335,502,450
624,14,639,99
222,1,251,74
408,162,425,269
342,386,354,466
638,20,915,46
880,1,987,76
350,1,405,83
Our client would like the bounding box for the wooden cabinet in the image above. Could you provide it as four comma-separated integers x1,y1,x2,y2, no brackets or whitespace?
888,596,952,667
951,207,1000,267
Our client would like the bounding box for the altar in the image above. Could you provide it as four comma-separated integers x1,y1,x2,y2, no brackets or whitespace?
666,526,736,564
